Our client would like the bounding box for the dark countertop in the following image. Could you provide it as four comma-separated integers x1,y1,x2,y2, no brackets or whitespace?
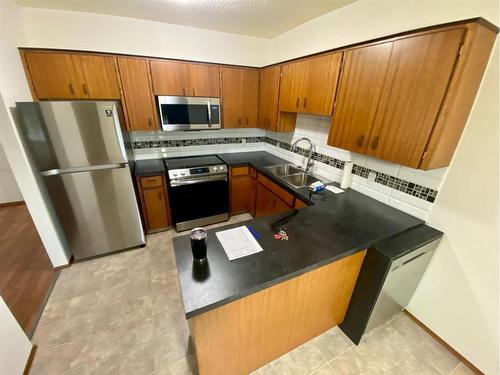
169,151,429,319
134,159,166,177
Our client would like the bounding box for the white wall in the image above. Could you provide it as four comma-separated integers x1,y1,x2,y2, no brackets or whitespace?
268,0,498,63
0,0,70,266
0,143,23,203
0,297,32,375
409,43,499,375
20,7,270,66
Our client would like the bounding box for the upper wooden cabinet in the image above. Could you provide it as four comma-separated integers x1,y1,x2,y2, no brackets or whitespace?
150,60,220,97
117,57,159,131
328,42,393,153
279,53,342,116
23,51,120,100
221,67,259,128
328,28,471,168
366,29,465,167
258,66,280,131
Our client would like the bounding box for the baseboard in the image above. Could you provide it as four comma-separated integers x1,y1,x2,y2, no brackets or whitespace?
22,344,37,375
0,200,24,208
404,310,483,374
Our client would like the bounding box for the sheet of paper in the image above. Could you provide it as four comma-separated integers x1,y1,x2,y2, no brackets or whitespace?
216,226,263,261
325,185,344,194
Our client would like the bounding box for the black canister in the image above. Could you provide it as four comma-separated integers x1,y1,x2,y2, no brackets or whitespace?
190,227,207,263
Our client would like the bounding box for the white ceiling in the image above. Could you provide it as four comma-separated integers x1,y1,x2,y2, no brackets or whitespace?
14,0,356,38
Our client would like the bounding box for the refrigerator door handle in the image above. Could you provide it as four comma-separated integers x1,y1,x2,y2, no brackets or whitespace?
111,104,129,162
41,163,126,176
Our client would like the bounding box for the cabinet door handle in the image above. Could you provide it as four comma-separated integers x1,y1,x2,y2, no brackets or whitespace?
238,117,241,125
148,118,153,128
371,136,379,150
356,134,365,147
68,83,75,95
303,97,307,108
183,88,186,96
157,191,162,201
192,88,195,96
246,117,249,125
82,83,89,96
296,97,300,108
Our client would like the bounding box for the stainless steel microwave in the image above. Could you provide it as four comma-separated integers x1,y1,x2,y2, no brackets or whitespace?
158,96,221,131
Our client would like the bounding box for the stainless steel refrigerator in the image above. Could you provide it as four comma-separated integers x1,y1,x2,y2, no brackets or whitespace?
16,101,145,260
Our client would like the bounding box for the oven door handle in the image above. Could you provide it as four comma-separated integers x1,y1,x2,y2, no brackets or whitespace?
207,100,212,127
170,174,227,187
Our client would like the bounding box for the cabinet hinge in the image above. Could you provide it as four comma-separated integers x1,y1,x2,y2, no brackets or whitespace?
421,151,427,161
458,43,465,58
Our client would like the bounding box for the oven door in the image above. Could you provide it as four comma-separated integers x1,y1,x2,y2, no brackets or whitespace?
168,176,229,231
158,96,221,131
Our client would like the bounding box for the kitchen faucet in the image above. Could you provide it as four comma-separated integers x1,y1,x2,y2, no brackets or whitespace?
292,137,314,174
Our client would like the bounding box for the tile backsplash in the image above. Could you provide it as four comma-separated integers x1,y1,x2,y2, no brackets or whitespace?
130,114,447,221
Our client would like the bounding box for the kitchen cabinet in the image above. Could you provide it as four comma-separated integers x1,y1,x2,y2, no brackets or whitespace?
23,51,120,99
254,174,294,218
137,175,170,233
366,29,464,167
327,42,393,153
150,60,220,97
279,53,342,116
328,28,466,168
258,66,280,131
117,57,159,131
230,166,256,215
294,198,309,209
221,67,259,128
255,183,292,218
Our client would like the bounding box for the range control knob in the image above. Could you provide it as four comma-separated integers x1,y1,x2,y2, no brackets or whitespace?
219,166,224,171
213,166,218,171
172,172,178,177
180,171,186,176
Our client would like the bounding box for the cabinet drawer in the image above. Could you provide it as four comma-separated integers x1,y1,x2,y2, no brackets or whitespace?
140,176,163,188
231,166,249,177
257,174,294,207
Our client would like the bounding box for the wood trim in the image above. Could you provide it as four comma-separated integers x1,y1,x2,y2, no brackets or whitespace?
231,166,249,176
19,51,38,100
0,200,25,208
18,17,498,73
404,310,483,374
190,250,367,375
22,345,37,375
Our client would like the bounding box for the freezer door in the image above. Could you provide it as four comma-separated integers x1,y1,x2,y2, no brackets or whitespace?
16,101,127,171
44,165,145,260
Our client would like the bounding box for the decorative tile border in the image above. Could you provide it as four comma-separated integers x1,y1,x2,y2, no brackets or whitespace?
132,137,438,202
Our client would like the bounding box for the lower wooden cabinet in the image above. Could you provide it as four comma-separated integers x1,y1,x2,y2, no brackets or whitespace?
137,175,170,233
230,167,256,216
255,182,292,218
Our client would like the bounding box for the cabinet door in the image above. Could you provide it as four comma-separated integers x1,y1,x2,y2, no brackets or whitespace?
258,66,280,130
188,64,220,97
221,67,259,128
142,187,169,231
117,57,158,131
302,53,342,115
367,29,464,167
150,60,189,96
255,183,291,218
279,59,308,112
231,174,255,214
74,54,121,99
327,43,393,153
23,51,83,99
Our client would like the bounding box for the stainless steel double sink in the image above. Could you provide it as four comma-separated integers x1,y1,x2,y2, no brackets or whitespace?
264,164,330,188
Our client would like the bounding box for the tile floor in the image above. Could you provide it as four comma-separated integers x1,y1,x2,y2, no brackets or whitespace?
30,213,473,375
